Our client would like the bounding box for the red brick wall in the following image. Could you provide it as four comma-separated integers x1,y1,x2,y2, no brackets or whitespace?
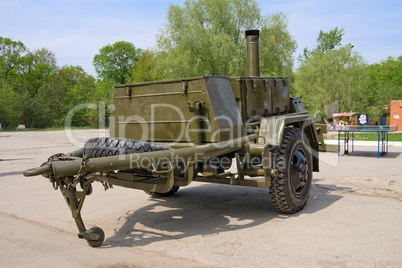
390,100,402,131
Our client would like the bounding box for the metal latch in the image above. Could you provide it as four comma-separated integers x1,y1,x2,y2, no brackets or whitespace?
126,86,132,99
264,79,269,88
181,80,188,95
187,101,205,112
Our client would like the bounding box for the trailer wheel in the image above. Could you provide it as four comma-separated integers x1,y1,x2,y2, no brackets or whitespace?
144,186,180,197
85,227,105,247
269,128,312,214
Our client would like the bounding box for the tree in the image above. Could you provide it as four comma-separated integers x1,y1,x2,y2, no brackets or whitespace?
0,38,61,127
59,65,98,127
0,37,28,79
260,12,297,77
132,49,165,82
32,75,66,128
93,41,141,84
0,35,106,129
316,27,345,53
300,27,345,61
0,37,27,128
156,0,296,79
366,56,402,121
294,28,369,118
0,80,23,128
22,48,58,95
28,65,99,128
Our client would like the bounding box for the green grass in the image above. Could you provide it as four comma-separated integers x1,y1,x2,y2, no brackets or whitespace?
325,132,402,142
1,126,108,132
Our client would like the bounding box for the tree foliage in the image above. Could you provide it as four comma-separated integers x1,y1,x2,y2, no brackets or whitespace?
0,80,23,127
260,12,297,77
294,27,402,123
23,48,59,95
300,27,345,61
0,37,28,79
295,46,369,117
132,49,165,82
93,41,140,84
0,36,106,129
154,0,296,79
316,27,345,53
365,56,402,120
1,15,401,129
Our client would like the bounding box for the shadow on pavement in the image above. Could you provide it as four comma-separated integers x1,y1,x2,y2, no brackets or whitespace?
340,151,401,159
103,181,345,248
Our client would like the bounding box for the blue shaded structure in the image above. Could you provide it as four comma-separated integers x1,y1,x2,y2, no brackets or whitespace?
336,125,398,158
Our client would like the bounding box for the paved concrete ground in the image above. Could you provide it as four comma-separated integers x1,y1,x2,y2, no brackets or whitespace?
0,130,401,267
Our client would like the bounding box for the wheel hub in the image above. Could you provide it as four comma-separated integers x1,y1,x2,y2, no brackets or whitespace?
291,147,310,195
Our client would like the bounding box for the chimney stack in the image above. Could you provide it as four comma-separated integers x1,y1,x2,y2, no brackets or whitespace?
245,30,260,77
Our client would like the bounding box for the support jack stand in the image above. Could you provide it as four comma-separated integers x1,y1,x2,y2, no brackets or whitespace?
59,178,105,247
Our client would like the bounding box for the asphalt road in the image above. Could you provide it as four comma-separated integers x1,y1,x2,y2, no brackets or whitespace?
0,130,401,267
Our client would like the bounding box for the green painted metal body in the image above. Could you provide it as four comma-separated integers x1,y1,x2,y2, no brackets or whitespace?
110,76,243,144
110,75,293,143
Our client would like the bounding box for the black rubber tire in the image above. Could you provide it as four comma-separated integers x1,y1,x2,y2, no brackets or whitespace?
144,185,180,197
84,137,169,157
86,227,105,247
269,128,313,214
84,137,180,197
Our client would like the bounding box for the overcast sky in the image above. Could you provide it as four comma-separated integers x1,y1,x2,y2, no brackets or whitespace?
1,0,401,77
